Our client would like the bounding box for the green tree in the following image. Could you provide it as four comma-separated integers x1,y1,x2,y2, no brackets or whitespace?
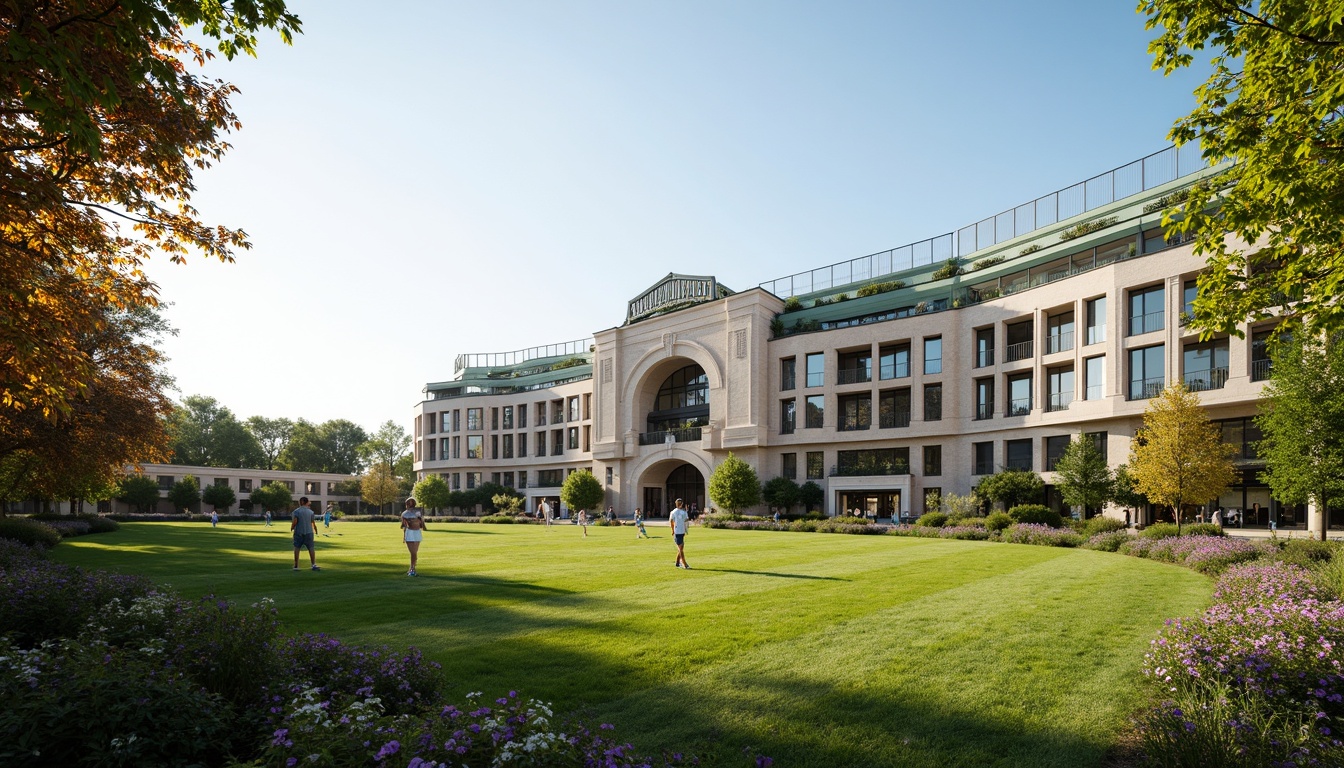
799,481,824,513
244,416,293,470
167,396,262,468
393,452,415,501
281,419,368,474
1053,434,1114,512
708,452,762,514
761,476,800,513
361,465,400,515
202,481,236,512
1257,335,1344,541
560,470,604,514
359,420,411,476
1112,464,1150,513
167,474,201,514
249,481,292,514
1128,383,1237,532
492,493,525,515
117,475,162,513
1142,1,1344,341
974,469,1045,510
0,1,300,420
940,491,982,520
412,475,452,514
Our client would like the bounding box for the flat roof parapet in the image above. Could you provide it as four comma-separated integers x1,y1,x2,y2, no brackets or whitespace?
453,338,593,375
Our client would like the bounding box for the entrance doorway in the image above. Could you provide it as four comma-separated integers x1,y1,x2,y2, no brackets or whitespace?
837,491,901,521
643,487,665,519
667,464,705,516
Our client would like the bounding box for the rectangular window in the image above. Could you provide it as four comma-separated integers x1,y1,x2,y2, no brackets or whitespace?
975,378,994,420
924,384,942,421
805,353,825,387
282,480,295,492
1084,356,1105,401
451,473,460,490
606,467,613,486
535,431,545,457
1182,279,1198,324
1007,373,1032,416
536,402,547,427
583,393,591,421
466,435,483,459
1086,296,1107,345
491,434,499,460
567,427,579,450
538,469,563,487
1046,311,1075,354
491,407,499,430
878,388,911,428
426,414,436,435
583,425,590,452
1085,431,1109,461
238,479,253,493
452,436,460,459
973,442,994,475
923,445,942,476
1047,366,1074,412
837,350,872,385
806,451,824,480
453,409,461,431
1251,328,1275,381
440,412,450,432
780,399,796,434
428,440,437,461
467,408,483,431
1005,438,1033,471
1129,345,1165,400
924,487,942,514
1045,435,1071,471
782,453,797,480
491,473,501,486
156,475,174,491
924,336,942,375
568,396,580,422
518,433,528,457
519,406,527,429
503,471,514,488
879,344,911,379
1129,285,1165,336
503,406,514,430
1183,341,1230,391
503,434,514,459
805,395,825,429
552,400,564,424
781,357,796,390
553,429,564,455
518,471,527,489
974,328,995,368
1006,320,1033,362
466,472,480,490
838,393,872,431
837,448,908,475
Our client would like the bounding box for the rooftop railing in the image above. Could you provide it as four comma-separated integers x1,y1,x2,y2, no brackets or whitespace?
760,142,1216,299
454,338,593,374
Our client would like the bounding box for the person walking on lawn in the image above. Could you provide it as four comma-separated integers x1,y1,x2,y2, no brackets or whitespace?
291,497,320,571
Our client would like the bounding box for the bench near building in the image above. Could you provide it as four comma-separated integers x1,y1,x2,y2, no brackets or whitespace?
412,144,1320,535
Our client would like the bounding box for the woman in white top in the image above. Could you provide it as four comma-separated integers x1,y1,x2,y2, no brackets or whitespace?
577,509,588,538
400,497,429,576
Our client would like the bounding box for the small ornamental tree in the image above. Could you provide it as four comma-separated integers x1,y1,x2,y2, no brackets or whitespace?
117,475,162,513
1128,382,1236,533
249,482,293,515
412,475,452,514
974,469,1044,510
761,476,800,513
492,494,525,515
361,465,400,515
799,481,824,513
708,452,761,515
167,475,201,514
1257,336,1344,541
561,470,604,514
202,482,236,513
1112,464,1149,516
1053,433,1114,513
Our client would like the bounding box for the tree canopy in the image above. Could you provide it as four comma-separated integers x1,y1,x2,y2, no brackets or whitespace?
412,475,451,513
1128,383,1236,531
708,453,761,514
1,1,300,419
249,481,291,514
361,464,400,514
1257,335,1344,540
117,474,162,513
202,481,236,512
1142,1,1344,341
974,469,1044,510
1053,434,1114,511
358,420,411,476
281,419,367,474
761,476,800,512
560,470,604,513
168,395,261,468
245,416,293,470
166,474,200,513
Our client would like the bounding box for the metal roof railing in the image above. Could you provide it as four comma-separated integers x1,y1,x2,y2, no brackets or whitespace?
454,338,593,374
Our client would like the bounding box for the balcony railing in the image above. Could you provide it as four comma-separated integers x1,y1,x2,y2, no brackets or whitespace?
976,349,995,368
1006,340,1033,362
805,372,825,388
780,421,795,435
837,420,871,432
879,361,910,379
1129,311,1165,336
1008,398,1032,417
1251,358,1273,382
973,462,995,475
1005,457,1033,472
975,404,995,421
1045,331,1074,355
831,461,910,477
1129,376,1166,401
1046,392,1073,412
837,367,872,385
1184,367,1229,392
638,427,703,446
880,412,912,429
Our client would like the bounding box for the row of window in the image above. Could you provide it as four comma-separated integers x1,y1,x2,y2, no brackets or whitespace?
781,339,944,390
437,467,577,491
780,385,944,433
423,395,592,436
425,426,592,462
781,434,1107,481
154,476,335,495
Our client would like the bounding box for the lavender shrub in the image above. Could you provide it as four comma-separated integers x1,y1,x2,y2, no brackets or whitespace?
999,523,1083,548
1139,562,1344,766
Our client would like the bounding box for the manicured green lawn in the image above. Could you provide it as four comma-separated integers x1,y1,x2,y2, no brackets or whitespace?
53,521,1210,767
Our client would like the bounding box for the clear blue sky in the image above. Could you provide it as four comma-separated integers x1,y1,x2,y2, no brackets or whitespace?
145,0,1208,433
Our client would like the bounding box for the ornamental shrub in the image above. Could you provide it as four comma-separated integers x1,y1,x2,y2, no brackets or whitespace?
479,514,516,524
1144,535,1267,575
1181,522,1225,537
1270,538,1340,567
0,518,61,548
1139,522,1182,539
915,512,948,528
1000,523,1083,547
783,296,803,312
0,559,157,647
1083,530,1130,552
983,512,1013,532
1082,515,1127,537
936,525,992,541
1007,504,1062,528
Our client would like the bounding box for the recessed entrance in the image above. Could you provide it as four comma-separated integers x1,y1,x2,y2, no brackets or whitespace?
838,490,900,521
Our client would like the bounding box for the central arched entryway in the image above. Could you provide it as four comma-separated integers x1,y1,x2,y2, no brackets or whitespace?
639,461,706,518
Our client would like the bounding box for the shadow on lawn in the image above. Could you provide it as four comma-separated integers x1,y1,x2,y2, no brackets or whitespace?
691,567,848,581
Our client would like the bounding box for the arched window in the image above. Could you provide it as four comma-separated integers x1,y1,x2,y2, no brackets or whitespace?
647,364,709,433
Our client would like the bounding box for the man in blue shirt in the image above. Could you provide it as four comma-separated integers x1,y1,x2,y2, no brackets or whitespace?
291,496,320,571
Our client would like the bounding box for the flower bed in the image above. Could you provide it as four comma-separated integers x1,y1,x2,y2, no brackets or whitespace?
1142,534,1270,574
998,523,1084,547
